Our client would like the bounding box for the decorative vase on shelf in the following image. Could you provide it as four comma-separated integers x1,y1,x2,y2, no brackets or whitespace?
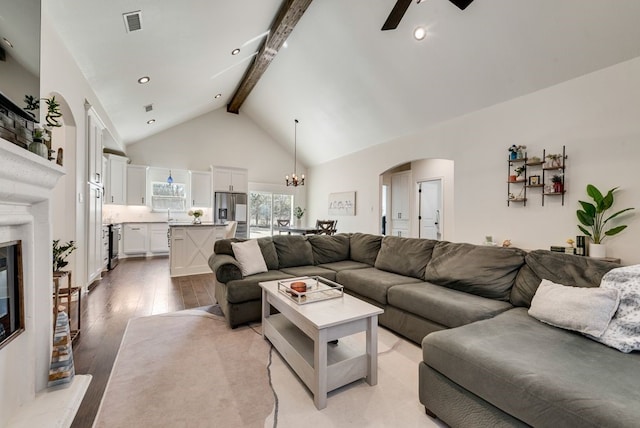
192,216,201,224
28,139,48,159
553,182,564,193
510,152,517,160
295,218,303,228
589,243,606,258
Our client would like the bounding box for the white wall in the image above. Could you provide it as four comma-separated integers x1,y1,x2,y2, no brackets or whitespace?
309,56,640,265
41,10,124,289
126,108,305,185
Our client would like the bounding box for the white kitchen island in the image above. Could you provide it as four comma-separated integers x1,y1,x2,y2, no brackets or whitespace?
168,222,227,277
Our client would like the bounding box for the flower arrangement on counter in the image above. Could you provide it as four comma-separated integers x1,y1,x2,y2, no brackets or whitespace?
188,209,204,224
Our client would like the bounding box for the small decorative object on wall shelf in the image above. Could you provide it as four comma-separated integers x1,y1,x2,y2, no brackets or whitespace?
528,175,540,186
576,184,634,258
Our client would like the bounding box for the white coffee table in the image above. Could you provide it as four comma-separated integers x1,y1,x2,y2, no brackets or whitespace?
259,278,384,409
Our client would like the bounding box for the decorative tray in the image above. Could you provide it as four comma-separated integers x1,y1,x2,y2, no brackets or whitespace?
277,276,344,305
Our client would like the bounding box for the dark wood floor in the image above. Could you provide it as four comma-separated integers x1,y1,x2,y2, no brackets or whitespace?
70,256,217,428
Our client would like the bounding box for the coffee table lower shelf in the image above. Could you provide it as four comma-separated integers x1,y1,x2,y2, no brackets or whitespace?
264,314,369,395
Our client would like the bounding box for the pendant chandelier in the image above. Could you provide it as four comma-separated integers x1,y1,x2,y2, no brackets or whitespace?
285,118,304,187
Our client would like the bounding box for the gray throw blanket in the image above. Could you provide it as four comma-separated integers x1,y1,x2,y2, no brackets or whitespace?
594,264,640,353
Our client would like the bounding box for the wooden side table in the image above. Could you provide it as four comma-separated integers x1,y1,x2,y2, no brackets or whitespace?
53,271,81,343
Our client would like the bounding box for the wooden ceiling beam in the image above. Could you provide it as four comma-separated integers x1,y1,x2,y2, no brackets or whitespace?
227,0,313,114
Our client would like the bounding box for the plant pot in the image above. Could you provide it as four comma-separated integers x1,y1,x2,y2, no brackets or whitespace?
589,243,606,258
28,139,48,159
553,182,564,193
295,218,303,228
508,175,517,182
192,217,201,224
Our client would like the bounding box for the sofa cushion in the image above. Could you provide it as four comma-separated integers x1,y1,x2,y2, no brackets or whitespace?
349,233,381,266
279,266,337,282
529,279,620,337
422,308,640,427
226,270,293,304
511,249,618,307
272,235,314,268
424,241,525,301
214,237,278,271
337,267,421,305
374,236,437,279
388,282,513,328
318,260,371,272
307,234,350,265
231,239,268,277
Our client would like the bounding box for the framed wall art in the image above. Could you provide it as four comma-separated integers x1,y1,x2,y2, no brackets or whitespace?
328,191,356,216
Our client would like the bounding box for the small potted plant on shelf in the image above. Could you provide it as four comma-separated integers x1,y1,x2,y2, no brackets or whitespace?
546,153,563,168
576,184,634,258
551,175,563,193
53,240,77,272
514,166,526,181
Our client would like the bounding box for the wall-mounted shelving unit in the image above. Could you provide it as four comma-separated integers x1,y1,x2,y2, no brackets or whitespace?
506,145,567,206
507,155,528,206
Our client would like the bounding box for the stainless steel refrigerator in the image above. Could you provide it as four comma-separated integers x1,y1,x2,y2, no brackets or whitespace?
214,192,248,238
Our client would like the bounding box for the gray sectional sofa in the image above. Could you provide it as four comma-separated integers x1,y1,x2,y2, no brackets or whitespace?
208,233,640,427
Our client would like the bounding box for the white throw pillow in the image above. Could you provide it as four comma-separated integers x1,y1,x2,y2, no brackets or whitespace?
529,279,620,337
231,240,268,277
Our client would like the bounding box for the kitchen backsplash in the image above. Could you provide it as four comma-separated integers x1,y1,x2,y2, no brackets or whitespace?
103,205,212,224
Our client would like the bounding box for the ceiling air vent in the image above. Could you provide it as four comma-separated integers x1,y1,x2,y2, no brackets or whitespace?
144,104,153,112
123,11,143,33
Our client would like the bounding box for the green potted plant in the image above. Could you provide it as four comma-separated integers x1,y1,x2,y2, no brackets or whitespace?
24,95,63,127
293,206,305,227
53,239,77,272
514,166,526,181
576,184,634,258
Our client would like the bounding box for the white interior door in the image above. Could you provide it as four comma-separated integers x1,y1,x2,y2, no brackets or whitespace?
419,179,443,240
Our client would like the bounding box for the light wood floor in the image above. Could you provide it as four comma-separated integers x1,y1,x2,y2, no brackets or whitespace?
71,256,217,428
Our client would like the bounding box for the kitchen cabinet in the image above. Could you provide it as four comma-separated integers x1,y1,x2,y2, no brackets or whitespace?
190,170,212,208
87,184,103,284
87,107,105,186
102,226,109,269
169,224,223,277
105,154,128,205
123,223,148,254
213,167,247,193
391,171,411,237
149,223,170,253
127,164,148,206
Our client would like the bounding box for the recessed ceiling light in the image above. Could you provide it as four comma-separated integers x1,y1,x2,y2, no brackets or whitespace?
146,119,155,124
214,94,222,99
231,48,240,55
137,76,150,84
283,41,288,49
2,37,13,48
413,26,427,41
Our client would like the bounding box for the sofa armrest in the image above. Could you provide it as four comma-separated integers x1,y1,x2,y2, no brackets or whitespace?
208,254,243,283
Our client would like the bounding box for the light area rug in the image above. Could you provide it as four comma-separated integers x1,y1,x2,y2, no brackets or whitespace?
93,307,446,428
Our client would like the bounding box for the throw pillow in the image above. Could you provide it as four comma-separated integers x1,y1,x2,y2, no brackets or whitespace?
528,279,620,337
593,265,640,353
231,239,268,277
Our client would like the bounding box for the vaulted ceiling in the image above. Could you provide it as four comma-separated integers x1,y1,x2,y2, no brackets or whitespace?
48,0,640,166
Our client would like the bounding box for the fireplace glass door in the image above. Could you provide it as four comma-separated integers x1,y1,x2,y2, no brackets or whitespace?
0,241,24,349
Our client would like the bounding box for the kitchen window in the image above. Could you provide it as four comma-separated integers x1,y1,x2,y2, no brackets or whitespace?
151,182,186,211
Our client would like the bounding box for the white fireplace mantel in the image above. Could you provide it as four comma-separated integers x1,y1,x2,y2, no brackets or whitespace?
0,137,90,427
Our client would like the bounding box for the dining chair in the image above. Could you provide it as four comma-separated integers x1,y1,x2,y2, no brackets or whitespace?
315,219,337,235
276,219,290,234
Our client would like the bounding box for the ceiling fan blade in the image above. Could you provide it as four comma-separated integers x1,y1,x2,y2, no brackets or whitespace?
449,0,474,10
381,0,413,31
